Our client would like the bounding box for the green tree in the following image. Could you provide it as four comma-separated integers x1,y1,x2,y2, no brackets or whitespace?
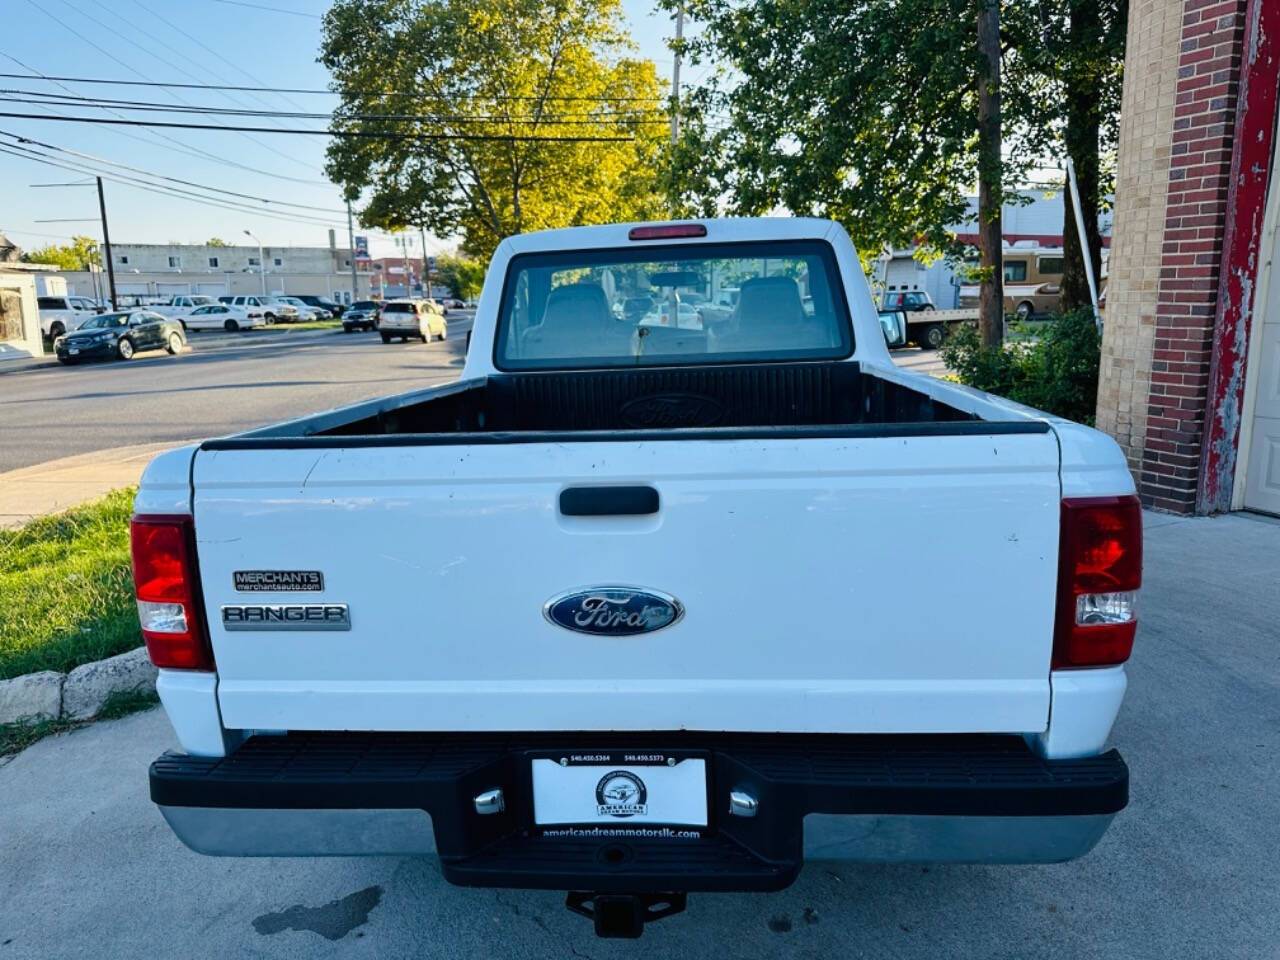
433,254,486,299
321,0,668,261
666,0,1123,339
22,236,100,271
1025,0,1126,311
206,237,230,247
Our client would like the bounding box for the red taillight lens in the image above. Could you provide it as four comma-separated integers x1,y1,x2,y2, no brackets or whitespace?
1053,496,1143,669
130,515,214,671
628,223,707,241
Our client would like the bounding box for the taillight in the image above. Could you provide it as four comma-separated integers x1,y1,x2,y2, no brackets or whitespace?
1053,496,1142,669
130,514,214,671
628,223,707,241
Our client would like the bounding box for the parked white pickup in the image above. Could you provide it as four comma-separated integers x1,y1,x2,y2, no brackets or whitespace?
36,295,103,337
151,295,220,320
136,217,1140,938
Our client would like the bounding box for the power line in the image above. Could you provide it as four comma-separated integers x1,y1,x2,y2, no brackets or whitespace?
0,111,640,141
0,72,666,101
208,0,322,19
52,0,320,174
0,143,348,228
0,130,349,213
0,55,331,187
0,91,666,124
127,0,311,113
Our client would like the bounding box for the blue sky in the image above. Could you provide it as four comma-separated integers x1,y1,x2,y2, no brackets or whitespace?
0,0,684,258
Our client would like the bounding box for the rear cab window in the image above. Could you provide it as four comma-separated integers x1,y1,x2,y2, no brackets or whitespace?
494,240,853,370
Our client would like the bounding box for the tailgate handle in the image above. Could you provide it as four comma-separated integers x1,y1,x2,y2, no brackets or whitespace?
560,485,659,516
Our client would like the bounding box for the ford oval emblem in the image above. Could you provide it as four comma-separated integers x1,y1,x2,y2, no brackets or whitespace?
544,586,684,636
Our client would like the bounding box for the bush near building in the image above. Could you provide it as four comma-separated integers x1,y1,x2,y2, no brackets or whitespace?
940,308,1101,426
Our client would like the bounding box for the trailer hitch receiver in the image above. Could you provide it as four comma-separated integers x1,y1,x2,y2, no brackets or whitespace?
565,892,687,938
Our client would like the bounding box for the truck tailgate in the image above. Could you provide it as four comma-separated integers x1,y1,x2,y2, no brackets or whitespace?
192,431,1061,734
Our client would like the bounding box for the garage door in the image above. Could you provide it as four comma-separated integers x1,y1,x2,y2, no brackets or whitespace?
155,282,190,297
1244,208,1280,515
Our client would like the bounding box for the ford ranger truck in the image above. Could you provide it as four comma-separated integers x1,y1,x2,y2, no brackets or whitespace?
137,218,1138,939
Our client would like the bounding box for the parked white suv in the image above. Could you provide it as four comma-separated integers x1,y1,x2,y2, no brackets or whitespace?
377,298,446,343
152,295,220,320
223,295,297,323
277,296,330,320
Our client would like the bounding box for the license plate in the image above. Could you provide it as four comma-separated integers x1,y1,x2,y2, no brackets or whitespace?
69,348,79,355
531,752,707,828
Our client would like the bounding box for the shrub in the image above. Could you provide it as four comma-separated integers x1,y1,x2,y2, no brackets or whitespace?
940,308,1101,425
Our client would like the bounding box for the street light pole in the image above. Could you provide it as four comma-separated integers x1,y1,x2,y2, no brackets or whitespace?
346,200,359,301
243,229,265,295
670,4,684,145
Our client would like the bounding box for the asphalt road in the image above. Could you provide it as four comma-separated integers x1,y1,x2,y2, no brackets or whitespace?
1,512,1277,959
0,327,943,475
0,320,472,474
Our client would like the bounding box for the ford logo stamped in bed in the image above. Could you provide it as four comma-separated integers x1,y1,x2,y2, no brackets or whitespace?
544,587,684,636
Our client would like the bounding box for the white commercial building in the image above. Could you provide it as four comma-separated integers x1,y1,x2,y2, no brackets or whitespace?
58,232,374,304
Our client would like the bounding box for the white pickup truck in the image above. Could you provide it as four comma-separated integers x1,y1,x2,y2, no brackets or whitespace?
151,295,221,320
135,218,1139,938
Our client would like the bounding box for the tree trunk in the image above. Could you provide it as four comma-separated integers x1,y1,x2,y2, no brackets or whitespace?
1060,0,1104,313
976,0,1003,347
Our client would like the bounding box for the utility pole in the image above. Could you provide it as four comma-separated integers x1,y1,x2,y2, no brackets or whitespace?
346,200,359,300
419,223,429,296
975,0,1004,347
96,177,118,309
670,5,684,145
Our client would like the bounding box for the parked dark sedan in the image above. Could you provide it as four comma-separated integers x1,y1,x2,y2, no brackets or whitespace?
54,310,186,364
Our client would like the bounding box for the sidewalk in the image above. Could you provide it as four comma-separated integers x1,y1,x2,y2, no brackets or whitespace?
0,353,57,375
0,443,174,529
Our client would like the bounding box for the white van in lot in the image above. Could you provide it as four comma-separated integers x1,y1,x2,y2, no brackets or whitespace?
135,218,1139,939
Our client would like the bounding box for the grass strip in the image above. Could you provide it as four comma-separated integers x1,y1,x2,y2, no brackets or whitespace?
0,488,140,680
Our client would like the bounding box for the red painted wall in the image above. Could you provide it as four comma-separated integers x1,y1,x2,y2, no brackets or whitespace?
1196,0,1280,512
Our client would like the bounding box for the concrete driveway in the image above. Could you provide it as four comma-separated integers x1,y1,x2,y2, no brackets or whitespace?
1,513,1277,959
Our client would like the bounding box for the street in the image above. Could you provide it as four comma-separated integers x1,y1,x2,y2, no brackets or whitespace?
0,325,942,474
1,511,1277,959
0,324,469,473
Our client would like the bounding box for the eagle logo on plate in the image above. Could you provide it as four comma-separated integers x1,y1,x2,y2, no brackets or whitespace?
543,587,684,636
596,770,648,818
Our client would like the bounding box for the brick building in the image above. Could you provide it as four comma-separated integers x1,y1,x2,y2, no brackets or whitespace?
1097,0,1280,514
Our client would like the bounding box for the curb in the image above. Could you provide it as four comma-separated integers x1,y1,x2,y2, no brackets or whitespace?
0,647,156,727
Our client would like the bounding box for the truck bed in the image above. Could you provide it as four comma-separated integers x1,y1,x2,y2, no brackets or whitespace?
207,361,1045,448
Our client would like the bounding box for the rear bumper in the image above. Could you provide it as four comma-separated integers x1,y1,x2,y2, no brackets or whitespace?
151,732,1127,891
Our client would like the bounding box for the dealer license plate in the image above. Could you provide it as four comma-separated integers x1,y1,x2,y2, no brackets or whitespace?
69,348,79,355
531,752,708,829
